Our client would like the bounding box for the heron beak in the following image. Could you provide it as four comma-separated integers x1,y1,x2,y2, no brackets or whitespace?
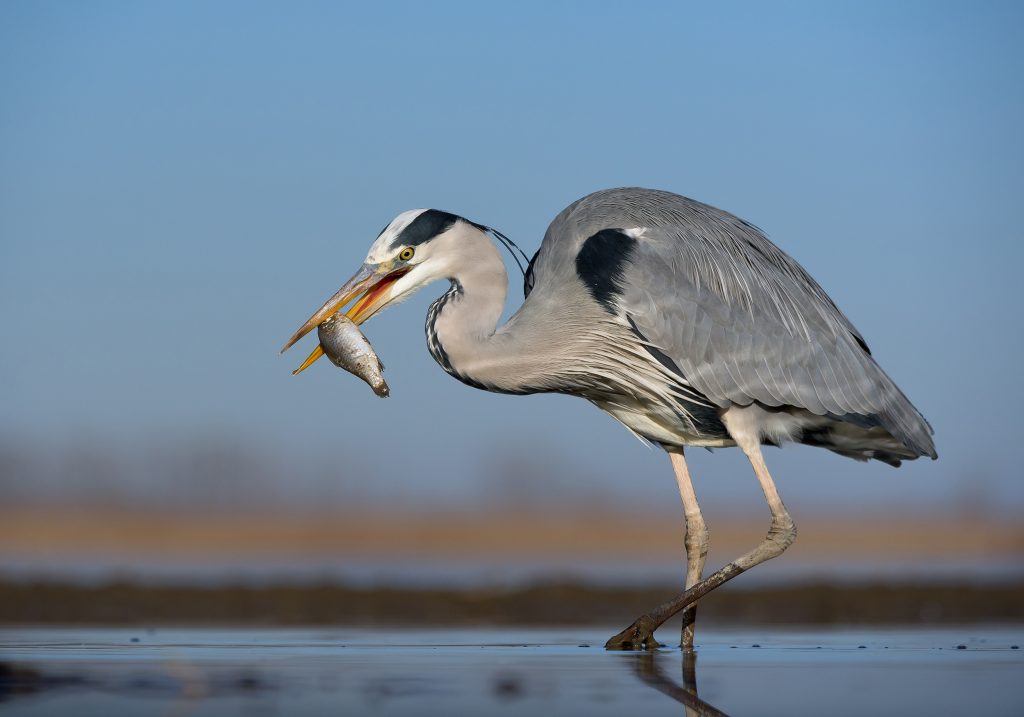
280,262,411,359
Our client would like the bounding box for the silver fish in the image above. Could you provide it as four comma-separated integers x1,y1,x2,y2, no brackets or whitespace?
294,313,389,397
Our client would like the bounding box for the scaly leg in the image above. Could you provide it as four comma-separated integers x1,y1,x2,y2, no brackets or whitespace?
606,429,796,650
670,448,708,650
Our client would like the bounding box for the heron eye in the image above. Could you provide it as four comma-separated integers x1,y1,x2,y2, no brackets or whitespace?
399,247,415,261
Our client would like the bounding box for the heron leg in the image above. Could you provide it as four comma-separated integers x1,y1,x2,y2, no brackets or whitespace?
606,435,796,650
670,447,708,651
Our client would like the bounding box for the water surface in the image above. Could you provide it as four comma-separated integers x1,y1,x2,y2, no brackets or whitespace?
2,626,1022,716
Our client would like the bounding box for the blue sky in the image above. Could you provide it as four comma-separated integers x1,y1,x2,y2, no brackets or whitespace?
1,1,1022,515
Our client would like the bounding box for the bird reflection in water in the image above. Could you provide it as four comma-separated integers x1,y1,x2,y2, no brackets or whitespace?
633,650,730,717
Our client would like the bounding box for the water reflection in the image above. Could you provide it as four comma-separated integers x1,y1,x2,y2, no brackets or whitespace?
632,650,730,717
5,627,1023,714
2,647,735,715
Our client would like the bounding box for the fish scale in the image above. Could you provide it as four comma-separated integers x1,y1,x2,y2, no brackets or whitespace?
318,313,390,397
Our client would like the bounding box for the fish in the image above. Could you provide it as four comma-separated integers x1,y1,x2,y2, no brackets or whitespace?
292,313,390,397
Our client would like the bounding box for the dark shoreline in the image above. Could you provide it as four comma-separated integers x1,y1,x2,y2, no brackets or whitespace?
3,579,1022,626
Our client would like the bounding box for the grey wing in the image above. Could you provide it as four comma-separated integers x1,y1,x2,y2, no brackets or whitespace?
619,224,936,459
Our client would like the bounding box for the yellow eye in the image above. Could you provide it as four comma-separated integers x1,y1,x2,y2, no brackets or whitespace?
398,247,415,261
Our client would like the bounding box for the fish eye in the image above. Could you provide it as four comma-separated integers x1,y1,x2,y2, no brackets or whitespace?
398,247,415,261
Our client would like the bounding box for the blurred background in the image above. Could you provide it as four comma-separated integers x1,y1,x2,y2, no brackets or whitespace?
1,1,1022,624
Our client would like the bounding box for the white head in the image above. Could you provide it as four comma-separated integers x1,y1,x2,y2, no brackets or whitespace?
281,209,501,367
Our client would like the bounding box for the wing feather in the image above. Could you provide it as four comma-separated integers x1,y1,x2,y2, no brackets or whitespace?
527,187,935,458
624,228,936,453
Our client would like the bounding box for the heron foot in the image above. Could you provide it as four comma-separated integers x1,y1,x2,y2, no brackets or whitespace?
605,615,663,650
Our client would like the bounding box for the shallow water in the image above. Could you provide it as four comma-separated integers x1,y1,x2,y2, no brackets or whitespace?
2,626,1022,716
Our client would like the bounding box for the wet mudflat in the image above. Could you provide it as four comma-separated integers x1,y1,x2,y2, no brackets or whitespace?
2,626,1022,716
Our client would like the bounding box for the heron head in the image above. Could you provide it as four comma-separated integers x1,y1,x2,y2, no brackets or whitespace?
281,209,486,363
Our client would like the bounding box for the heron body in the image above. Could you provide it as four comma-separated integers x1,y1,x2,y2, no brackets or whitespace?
283,187,936,650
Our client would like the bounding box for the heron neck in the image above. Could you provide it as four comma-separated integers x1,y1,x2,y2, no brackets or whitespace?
426,238,553,395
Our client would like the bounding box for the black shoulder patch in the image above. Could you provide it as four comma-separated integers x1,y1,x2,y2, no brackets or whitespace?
575,229,636,313
393,209,460,248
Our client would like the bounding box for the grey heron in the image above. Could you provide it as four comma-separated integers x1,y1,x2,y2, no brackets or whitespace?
282,187,937,650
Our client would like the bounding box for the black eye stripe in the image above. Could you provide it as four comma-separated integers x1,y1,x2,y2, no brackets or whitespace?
390,209,459,248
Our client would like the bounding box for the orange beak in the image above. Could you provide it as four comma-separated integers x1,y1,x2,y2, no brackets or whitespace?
281,263,410,374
